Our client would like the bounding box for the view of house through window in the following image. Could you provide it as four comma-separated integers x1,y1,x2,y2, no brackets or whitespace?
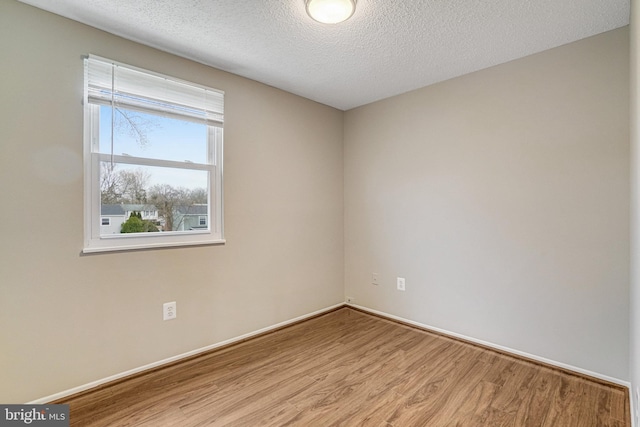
84,55,224,252
97,106,211,235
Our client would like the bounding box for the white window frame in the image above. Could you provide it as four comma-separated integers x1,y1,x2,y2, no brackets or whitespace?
83,55,225,253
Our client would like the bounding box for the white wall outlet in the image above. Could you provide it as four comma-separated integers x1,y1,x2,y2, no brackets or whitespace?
372,273,379,285
163,301,177,320
346,296,355,303
397,277,406,291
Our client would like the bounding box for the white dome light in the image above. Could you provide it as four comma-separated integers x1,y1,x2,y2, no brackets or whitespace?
306,0,357,24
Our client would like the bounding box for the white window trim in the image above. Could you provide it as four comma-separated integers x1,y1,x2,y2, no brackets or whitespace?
82,55,225,253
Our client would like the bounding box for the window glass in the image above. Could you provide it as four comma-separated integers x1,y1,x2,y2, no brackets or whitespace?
98,106,208,164
99,162,209,233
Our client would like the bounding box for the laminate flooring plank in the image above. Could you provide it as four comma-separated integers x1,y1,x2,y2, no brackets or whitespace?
185,374,317,426
385,357,487,426
486,360,539,419
284,351,398,423
610,387,629,423
411,357,498,426
179,356,327,419
342,390,406,427
469,406,517,427
574,382,613,427
454,380,501,421
538,376,583,427
482,357,520,388
221,402,302,427
413,356,498,426
513,370,558,426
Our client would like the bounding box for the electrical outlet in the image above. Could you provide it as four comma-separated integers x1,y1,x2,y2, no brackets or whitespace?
397,277,405,291
372,273,379,285
346,296,355,304
163,301,177,320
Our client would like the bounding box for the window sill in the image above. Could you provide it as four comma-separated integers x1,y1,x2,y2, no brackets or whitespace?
82,238,226,254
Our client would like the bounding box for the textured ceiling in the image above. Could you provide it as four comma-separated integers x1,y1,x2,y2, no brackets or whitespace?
18,0,629,110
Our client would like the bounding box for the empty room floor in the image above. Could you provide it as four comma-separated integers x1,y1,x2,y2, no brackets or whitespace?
59,308,629,426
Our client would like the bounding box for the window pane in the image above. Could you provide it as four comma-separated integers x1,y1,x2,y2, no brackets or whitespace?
100,162,210,235
98,106,208,164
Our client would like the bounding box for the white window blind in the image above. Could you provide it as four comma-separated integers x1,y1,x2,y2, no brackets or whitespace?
85,55,224,126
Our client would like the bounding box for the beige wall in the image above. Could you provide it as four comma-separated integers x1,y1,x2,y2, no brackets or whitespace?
0,1,344,403
344,28,630,381
630,0,639,421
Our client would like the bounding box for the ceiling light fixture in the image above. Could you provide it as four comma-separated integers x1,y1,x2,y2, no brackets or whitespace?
305,0,357,24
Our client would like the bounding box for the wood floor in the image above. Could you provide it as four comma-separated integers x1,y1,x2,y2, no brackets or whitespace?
58,307,629,426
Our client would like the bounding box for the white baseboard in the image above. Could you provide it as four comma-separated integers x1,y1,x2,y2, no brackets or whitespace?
29,303,345,404
347,303,631,389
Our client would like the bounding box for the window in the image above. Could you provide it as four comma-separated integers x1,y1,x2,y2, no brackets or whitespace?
83,55,224,253
199,216,207,226
101,218,110,226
